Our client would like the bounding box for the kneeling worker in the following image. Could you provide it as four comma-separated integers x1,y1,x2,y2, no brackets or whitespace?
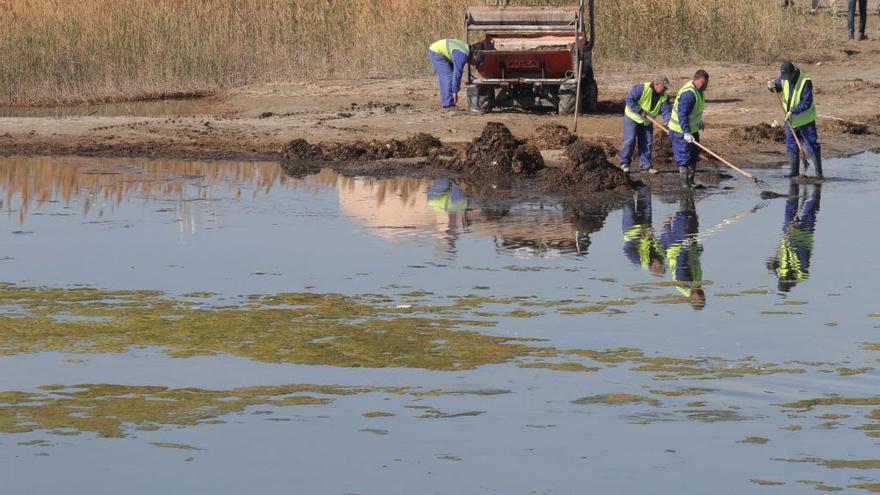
620,76,672,174
428,39,472,109
766,61,822,179
668,70,709,189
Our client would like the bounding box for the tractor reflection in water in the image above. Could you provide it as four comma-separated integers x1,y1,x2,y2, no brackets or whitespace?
766,182,822,292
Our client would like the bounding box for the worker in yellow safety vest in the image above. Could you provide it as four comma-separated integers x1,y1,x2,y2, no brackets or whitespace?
766,61,822,178
668,70,710,189
619,76,672,174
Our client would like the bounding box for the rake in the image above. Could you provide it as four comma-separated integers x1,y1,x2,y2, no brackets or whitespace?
775,92,811,170
641,113,774,192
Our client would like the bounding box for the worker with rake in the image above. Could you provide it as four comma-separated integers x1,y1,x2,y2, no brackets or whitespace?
668,70,710,189
619,76,671,175
767,61,823,179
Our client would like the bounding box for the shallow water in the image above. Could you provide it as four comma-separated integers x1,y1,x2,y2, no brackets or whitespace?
1,154,879,494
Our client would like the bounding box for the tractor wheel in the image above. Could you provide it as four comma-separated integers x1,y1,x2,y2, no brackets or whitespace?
558,89,576,115
477,86,496,113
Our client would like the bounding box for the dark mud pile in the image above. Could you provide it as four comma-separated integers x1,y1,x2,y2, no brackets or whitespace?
543,139,636,194
450,122,544,176
729,122,786,143
528,122,578,149
652,131,675,169
819,119,875,136
279,133,447,176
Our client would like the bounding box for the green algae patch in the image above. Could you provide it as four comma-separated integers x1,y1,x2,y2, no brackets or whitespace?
558,305,606,314
750,479,785,486
820,459,880,469
780,425,802,431
363,411,395,418
359,428,388,435
796,480,843,491
518,362,599,372
151,442,203,451
739,436,769,444
837,367,873,376
0,383,377,438
851,483,880,493
419,409,484,419
504,310,542,318
573,394,660,407
649,387,713,397
0,285,555,371
781,397,880,411
867,313,880,318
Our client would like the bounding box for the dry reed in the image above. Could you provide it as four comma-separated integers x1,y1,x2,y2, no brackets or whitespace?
0,0,836,105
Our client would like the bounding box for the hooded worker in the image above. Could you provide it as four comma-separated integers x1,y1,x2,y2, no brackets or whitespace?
428,39,482,109
668,70,710,189
619,76,672,174
766,182,821,292
622,186,665,275
660,191,705,309
766,61,822,178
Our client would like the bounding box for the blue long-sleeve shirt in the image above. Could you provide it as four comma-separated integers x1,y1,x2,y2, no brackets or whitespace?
625,84,672,125
774,73,813,115
676,91,699,135
450,50,469,94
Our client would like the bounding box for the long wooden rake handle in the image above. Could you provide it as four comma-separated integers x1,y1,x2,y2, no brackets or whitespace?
641,113,758,181
775,92,807,160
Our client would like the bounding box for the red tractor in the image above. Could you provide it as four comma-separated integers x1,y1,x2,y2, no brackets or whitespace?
465,0,598,115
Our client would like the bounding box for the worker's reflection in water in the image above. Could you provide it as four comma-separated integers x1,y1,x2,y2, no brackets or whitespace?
621,186,665,275
766,182,821,292
660,191,706,309
427,178,469,253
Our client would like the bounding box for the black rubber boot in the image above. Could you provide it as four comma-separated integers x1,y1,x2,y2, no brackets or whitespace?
687,163,697,188
785,152,800,178
679,167,690,189
811,151,823,179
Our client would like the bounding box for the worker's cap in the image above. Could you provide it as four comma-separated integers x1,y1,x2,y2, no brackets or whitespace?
654,75,670,87
780,61,796,77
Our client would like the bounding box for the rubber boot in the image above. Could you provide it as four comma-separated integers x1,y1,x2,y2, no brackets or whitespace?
679,167,690,189
785,152,800,178
811,151,823,179
687,163,697,188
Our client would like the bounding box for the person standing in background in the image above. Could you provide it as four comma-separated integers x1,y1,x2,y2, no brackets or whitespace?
848,0,869,39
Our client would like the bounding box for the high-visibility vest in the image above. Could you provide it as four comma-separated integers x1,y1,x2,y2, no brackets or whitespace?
624,225,663,271
782,71,817,129
667,241,703,297
776,226,813,282
668,81,705,134
624,83,668,125
429,39,469,61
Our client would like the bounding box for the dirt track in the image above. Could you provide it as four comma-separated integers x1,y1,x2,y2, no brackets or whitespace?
2,39,880,173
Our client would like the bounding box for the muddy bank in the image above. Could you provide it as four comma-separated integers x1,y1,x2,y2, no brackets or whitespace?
542,140,636,194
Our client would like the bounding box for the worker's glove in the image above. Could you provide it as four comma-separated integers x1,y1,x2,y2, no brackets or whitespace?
766,80,777,93
683,133,695,143
785,111,792,121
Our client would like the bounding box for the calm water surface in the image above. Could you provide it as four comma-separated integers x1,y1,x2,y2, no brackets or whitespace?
1,154,879,494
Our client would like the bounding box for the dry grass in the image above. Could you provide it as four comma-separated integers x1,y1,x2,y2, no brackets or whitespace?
0,0,837,105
